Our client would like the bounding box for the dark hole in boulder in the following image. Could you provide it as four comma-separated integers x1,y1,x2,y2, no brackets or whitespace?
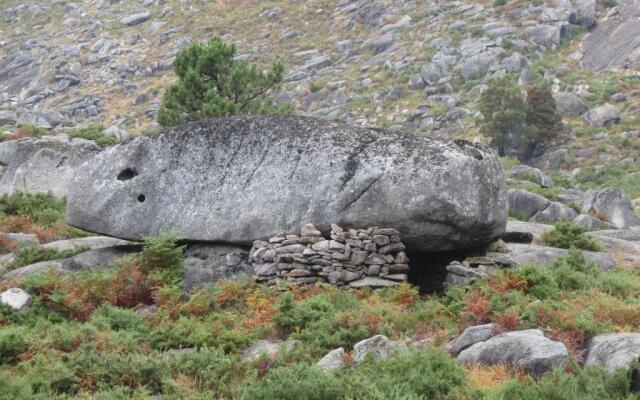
117,168,137,181
407,251,468,294
137,194,146,203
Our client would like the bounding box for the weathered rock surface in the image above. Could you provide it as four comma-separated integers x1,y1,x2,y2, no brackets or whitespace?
583,104,621,127
353,335,407,364
506,243,615,269
581,1,640,72
0,288,32,310
67,116,507,251
553,92,588,116
510,165,554,188
4,245,141,278
0,136,100,199
504,220,554,243
508,189,550,219
457,329,569,376
585,333,640,373
183,244,253,290
317,347,346,372
581,188,640,229
240,339,299,363
446,323,499,356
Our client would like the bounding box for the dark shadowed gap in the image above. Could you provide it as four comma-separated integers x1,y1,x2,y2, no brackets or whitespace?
407,251,469,294
117,168,138,181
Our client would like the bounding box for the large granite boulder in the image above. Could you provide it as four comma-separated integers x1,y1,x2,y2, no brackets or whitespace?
0,136,100,199
66,116,507,251
553,93,588,116
583,104,620,127
457,329,569,377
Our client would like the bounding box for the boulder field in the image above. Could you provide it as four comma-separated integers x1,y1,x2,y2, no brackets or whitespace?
66,115,507,252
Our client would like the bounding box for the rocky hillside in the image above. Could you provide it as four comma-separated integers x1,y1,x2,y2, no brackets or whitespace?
2,0,640,398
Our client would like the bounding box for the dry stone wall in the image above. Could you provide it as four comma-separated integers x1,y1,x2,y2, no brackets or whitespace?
249,223,410,288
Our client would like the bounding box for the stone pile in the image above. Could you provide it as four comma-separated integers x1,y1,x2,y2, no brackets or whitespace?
249,223,410,288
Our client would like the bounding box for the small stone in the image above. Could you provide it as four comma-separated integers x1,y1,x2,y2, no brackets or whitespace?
372,228,399,236
372,235,390,246
384,274,407,282
349,277,400,288
329,240,346,250
312,240,330,251
353,335,408,364
364,243,377,252
301,223,322,237
288,268,312,278
366,253,386,265
388,264,409,273
378,242,406,255
0,288,32,310
394,252,409,264
367,264,381,276
332,252,350,261
255,264,278,276
331,224,344,235
350,250,368,265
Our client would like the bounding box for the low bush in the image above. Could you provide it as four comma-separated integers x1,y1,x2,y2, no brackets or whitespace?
67,125,118,148
540,221,603,251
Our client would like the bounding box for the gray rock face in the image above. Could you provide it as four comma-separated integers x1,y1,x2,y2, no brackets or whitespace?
66,116,507,252
4,245,141,278
506,243,615,269
581,188,640,229
183,244,253,290
446,324,499,356
581,2,640,72
121,12,151,26
553,93,587,116
575,0,596,27
523,25,560,49
353,335,407,364
317,347,346,372
504,220,554,243
574,214,616,230
585,333,640,373
584,104,620,127
0,136,100,199
510,165,554,188
531,201,577,224
508,189,551,219
0,110,18,125
241,339,299,363
457,329,569,376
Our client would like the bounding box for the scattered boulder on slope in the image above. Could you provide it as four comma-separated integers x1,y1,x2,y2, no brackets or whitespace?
583,104,620,127
353,335,408,364
553,92,588,116
510,165,554,188
446,323,500,356
456,329,569,377
508,189,550,220
0,136,100,199
581,188,640,229
317,347,346,372
66,116,507,252
0,288,32,310
585,333,640,373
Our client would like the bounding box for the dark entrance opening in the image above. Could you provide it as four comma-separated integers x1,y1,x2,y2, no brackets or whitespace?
407,251,470,294
117,168,138,181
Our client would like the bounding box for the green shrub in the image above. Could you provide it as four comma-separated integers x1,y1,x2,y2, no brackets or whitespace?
8,245,88,270
540,222,603,251
242,363,339,400
138,233,185,285
89,304,151,333
341,348,466,399
67,125,118,148
0,192,66,227
157,37,292,127
485,364,636,400
0,326,29,364
493,0,507,6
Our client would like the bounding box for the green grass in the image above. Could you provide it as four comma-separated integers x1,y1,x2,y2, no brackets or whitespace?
1,241,640,398
67,125,118,148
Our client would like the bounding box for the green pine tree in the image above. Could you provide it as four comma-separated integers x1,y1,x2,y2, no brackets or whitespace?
477,76,527,155
157,37,291,127
525,84,563,146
